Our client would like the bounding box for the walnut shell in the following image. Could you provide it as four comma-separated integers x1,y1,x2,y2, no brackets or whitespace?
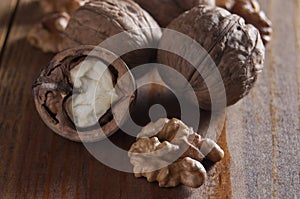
157,5,265,110
33,45,136,142
59,0,162,68
216,0,272,44
133,0,215,27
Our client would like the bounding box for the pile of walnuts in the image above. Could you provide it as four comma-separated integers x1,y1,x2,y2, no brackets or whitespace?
30,0,272,188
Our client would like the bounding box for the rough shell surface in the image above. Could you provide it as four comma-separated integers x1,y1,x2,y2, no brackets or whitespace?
229,0,272,44
32,45,135,142
60,0,162,68
157,5,265,110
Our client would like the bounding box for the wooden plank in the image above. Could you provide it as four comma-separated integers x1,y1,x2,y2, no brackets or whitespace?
0,0,299,198
226,0,300,198
0,0,19,59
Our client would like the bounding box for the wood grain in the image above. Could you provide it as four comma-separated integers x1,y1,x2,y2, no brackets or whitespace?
0,0,19,59
226,0,300,198
0,0,299,198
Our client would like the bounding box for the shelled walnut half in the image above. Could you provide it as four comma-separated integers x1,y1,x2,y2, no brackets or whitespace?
128,118,224,188
33,46,136,142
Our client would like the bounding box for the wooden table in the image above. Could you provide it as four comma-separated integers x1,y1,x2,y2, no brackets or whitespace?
0,0,299,198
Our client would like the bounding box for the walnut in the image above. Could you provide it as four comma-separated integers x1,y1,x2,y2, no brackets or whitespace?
157,5,265,110
27,12,70,53
40,0,89,14
133,0,271,43
29,0,161,68
216,0,272,44
128,118,224,188
66,58,119,128
133,0,215,27
33,45,136,142
59,0,162,69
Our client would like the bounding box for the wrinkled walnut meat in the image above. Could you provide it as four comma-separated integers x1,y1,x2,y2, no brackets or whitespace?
40,0,89,14
128,118,224,188
33,45,136,142
27,12,70,53
133,0,215,27
158,5,265,110
216,0,272,44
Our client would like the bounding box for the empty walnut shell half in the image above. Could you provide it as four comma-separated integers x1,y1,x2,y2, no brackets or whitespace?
133,0,215,27
158,5,265,110
33,45,136,142
58,0,162,69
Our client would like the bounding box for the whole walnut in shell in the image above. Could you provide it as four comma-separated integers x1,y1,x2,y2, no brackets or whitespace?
157,5,265,110
33,46,136,142
60,0,162,68
128,118,224,188
133,0,215,27
29,0,162,69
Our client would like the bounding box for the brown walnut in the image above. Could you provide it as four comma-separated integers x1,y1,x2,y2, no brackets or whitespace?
157,5,265,110
60,0,162,69
33,45,136,142
216,0,272,44
128,118,224,188
133,0,215,27
29,0,162,69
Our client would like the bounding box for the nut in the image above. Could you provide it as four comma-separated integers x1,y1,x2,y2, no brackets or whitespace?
133,0,215,27
27,12,70,53
66,58,118,128
59,0,162,68
33,45,136,142
128,118,224,188
157,5,265,110
40,0,89,14
216,0,272,44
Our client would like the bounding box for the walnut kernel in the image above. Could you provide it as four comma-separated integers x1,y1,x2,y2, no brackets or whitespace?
128,118,224,188
33,46,136,142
